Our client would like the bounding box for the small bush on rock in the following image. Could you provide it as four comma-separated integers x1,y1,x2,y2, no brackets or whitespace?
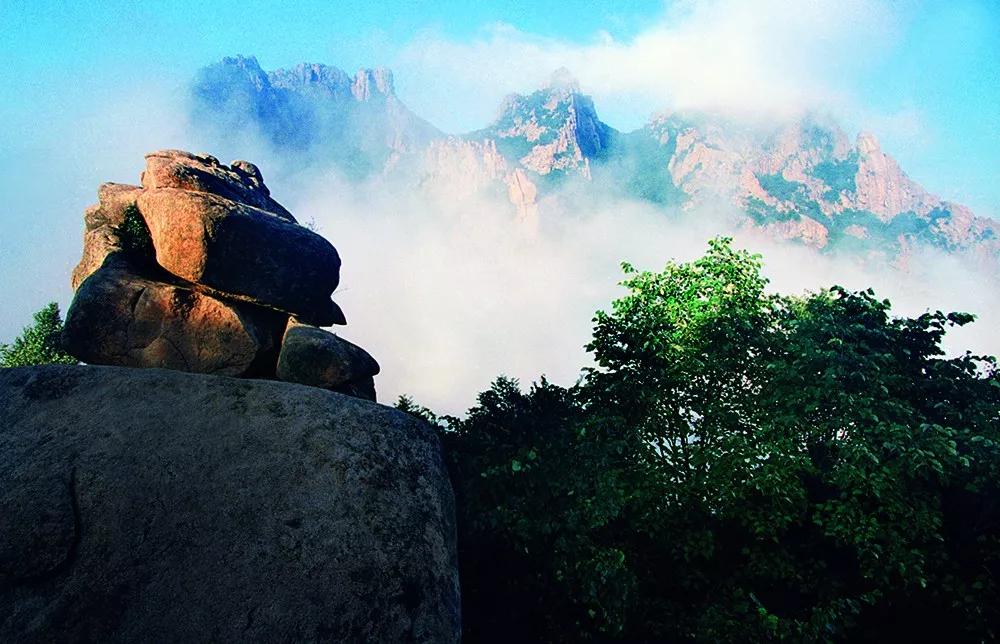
114,203,154,259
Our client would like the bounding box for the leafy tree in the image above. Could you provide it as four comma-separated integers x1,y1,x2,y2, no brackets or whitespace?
0,302,77,368
420,378,632,642
429,238,1000,642
395,394,445,428
114,203,154,259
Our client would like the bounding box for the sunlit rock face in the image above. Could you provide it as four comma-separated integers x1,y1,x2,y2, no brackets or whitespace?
65,149,382,400
474,68,616,177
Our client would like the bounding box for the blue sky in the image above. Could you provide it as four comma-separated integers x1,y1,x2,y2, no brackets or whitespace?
0,0,998,340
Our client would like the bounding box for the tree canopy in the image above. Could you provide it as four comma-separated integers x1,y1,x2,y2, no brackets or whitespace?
403,238,1000,642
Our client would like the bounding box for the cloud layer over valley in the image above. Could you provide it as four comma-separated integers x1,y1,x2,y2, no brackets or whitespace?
2,1,998,415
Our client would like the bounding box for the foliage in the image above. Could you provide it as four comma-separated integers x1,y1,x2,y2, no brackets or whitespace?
811,152,859,198
598,128,687,207
395,394,445,428
757,171,805,203
437,238,1000,642
754,172,827,224
0,302,77,368
746,196,800,223
430,377,633,642
115,203,154,259
823,207,953,254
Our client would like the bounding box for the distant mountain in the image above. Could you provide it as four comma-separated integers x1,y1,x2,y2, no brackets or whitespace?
419,69,619,223
621,113,995,257
191,55,441,177
189,57,999,263
471,68,616,177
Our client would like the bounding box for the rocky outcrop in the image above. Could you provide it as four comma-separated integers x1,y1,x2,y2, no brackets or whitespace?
66,150,375,398
142,149,295,220
137,187,341,323
351,67,395,101
64,255,285,377
0,364,459,642
853,132,934,222
277,322,380,400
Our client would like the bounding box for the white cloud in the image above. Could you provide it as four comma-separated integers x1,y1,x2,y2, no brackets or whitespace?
396,0,901,132
281,167,999,415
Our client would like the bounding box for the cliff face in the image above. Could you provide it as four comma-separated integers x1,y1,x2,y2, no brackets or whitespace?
189,57,999,264
472,68,616,178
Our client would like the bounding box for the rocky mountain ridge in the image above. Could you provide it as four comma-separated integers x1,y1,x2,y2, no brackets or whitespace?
190,56,999,263
193,56,441,176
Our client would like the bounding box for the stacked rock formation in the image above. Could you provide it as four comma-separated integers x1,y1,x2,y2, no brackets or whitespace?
64,150,380,400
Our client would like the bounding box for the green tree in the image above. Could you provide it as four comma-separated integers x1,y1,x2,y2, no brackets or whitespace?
583,237,788,640
395,394,445,428
0,302,77,368
435,238,1000,642
424,378,632,642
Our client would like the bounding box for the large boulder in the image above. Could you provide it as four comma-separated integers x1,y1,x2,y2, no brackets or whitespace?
0,365,460,642
64,254,286,377
137,188,343,326
141,149,295,221
277,322,380,400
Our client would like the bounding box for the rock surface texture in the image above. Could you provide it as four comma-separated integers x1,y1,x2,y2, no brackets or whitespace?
64,256,286,377
0,365,459,642
277,321,380,400
137,187,341,323
65,150,373,398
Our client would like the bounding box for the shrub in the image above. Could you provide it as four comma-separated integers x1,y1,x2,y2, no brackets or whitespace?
0,302,77,367
115,203,154,259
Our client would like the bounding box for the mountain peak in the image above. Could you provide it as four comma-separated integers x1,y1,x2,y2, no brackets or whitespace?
856,131,881,155
547,67,580,94
477,69,614,174
219,54,263,71
268,62,351,93
352,67,395,100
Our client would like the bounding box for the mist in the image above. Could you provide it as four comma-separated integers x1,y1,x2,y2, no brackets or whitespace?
396,0,898,131
271,159,1000,415
2,71,997,417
